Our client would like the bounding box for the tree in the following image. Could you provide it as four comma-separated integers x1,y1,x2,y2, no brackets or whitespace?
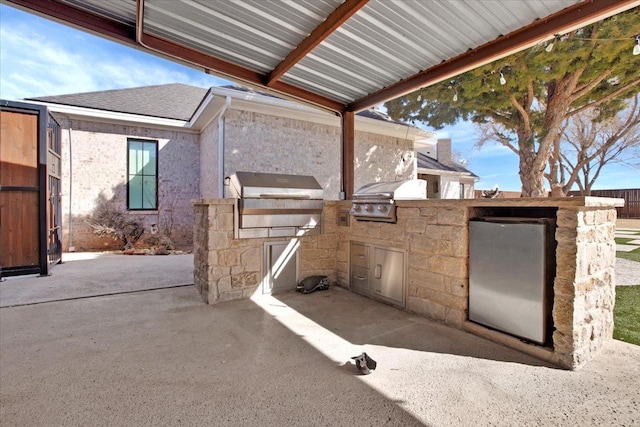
548,95,640,196
385,8,640,197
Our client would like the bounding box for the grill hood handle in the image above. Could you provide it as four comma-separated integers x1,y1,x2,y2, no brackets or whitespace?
259,193,311,199
353,192,393,199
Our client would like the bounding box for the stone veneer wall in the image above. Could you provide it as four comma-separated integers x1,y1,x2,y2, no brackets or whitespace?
193,197,622,370
333,201,469,326
553,206,618,368
192,199,337,304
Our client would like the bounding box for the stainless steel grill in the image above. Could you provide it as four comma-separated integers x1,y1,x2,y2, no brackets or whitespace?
350,179,427,223
228,171,323,239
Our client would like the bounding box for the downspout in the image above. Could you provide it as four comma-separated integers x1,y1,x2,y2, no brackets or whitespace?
337,111,345,200
67,119,74,251
218,96,231,197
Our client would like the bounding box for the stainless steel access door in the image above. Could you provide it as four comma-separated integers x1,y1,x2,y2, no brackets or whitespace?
469,218,553,344
263,241,299,294
372,246,405,306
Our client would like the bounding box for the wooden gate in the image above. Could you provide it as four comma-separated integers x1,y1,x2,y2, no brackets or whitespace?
47,116,62,266
1,100,62,277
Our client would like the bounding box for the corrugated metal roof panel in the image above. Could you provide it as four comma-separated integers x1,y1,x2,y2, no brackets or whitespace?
142,0,344,73
283,0,579,102
34,0,617,109
60,0,136,26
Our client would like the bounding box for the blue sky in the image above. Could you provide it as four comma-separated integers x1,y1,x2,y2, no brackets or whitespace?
1,4,636,192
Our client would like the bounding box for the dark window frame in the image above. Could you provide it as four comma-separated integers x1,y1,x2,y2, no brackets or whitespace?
126,138,158,211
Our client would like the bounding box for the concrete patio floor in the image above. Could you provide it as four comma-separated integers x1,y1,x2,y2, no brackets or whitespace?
1,253,639,426
0,252,194,308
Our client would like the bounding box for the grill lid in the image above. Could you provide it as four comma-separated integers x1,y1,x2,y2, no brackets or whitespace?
352,179,427,200
229,171,323,199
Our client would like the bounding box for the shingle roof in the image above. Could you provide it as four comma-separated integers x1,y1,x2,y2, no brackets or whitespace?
28,83,412,126
355,108,408,126
27,83,209,121
417,152,478,177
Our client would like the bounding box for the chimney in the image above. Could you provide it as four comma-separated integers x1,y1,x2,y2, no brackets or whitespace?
437,138,455,166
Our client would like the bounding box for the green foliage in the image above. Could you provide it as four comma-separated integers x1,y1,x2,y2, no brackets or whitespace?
617,249,640,263
614,286,640,346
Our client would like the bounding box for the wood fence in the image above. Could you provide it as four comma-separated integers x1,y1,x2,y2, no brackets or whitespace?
474,188,639,218
569,189,640,218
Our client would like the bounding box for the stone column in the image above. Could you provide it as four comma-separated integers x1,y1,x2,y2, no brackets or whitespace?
554,206,617,369
192,199,235,304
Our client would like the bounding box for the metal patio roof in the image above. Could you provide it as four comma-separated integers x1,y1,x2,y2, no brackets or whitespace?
5,0,638,113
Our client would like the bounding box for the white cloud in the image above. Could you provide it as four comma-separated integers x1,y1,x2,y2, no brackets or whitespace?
0,9,228,100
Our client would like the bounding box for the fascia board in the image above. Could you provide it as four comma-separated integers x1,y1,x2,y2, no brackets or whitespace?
26,101,195,132
355,116,434,141
418,167,471,177
189,94,227,130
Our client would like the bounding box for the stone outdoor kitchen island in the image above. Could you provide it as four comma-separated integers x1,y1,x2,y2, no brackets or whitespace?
193,196,623,370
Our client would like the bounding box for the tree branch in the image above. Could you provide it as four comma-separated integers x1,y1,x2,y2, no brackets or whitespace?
568,77,640,118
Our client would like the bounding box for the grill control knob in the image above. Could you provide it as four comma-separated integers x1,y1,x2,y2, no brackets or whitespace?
364,204,373,212
378,205,388,213
352,204,361,212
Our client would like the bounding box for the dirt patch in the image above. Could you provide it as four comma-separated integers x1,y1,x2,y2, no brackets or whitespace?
617,219,640,229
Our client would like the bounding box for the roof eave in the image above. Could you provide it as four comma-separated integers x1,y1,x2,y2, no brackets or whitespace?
26,100,193,130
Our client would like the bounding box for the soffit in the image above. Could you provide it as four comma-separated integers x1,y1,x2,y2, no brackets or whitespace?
6,0,639,112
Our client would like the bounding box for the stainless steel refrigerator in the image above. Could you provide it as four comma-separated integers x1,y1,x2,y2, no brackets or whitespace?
469,217,556,345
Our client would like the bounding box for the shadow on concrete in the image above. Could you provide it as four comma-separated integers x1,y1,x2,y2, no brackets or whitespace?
0,286,427,426
2,283,640,425
272,286,555,368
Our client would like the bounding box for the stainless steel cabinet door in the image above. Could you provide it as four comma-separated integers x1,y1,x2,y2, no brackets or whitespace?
372,247,405,305
350,265,369,291
264,241,299,294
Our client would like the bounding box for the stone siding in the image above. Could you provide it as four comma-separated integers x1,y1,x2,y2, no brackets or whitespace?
334,198,621,370
554,206,618,368
334,202,469,327
192,199,336,304
193,197,622,370
56,117,200,250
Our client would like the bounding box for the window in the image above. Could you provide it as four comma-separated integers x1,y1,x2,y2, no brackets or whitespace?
127,139,157,210
459,183,465,199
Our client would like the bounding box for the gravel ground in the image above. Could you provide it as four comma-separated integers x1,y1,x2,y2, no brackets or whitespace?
616,257,640,286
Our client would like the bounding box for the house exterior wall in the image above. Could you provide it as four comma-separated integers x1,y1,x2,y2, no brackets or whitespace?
55,107,415,251
419,173,476,199
220,110,414,199
200,118,219,199
439,175,462,199
461,177,476,199
56,117,200,251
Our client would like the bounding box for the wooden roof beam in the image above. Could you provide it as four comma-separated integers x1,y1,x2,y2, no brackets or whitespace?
5,0,136,45
134,0,345,112
265,0,369,87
